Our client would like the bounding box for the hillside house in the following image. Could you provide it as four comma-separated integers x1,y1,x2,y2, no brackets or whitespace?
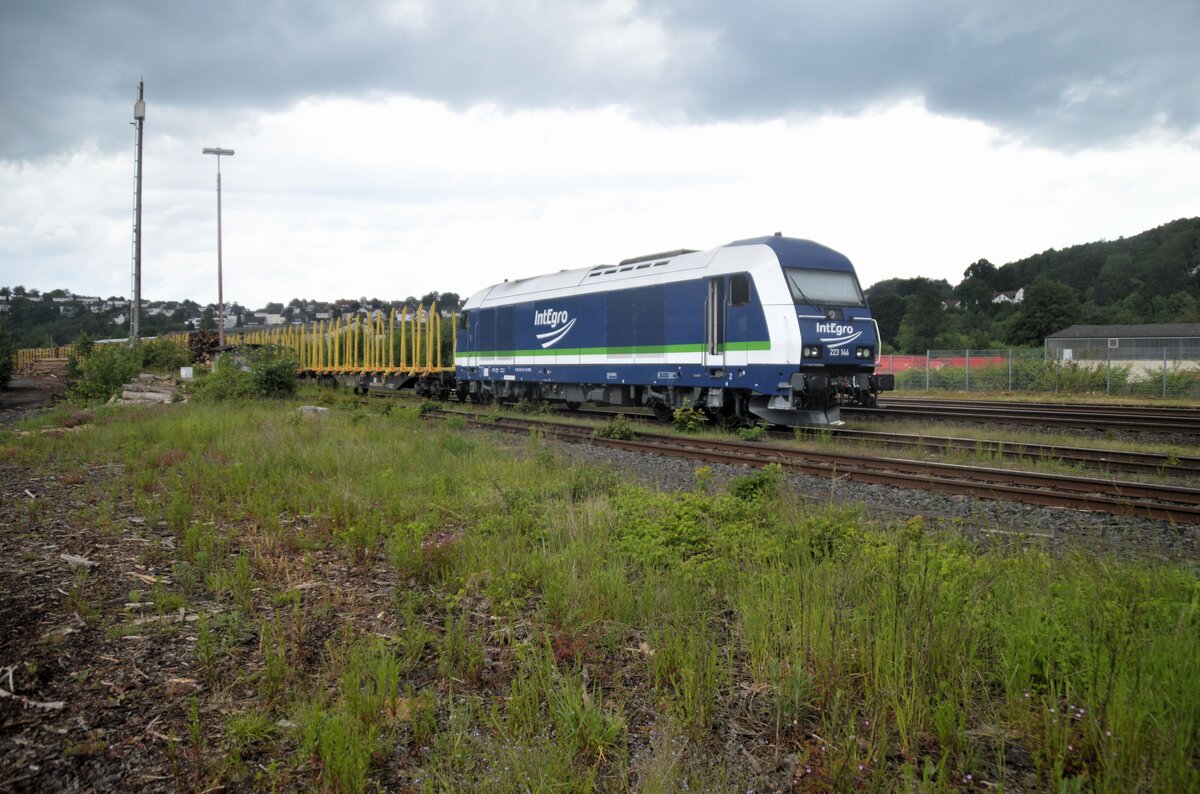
991,288,1025,305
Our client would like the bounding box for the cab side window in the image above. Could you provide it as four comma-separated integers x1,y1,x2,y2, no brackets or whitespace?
729,274,750,306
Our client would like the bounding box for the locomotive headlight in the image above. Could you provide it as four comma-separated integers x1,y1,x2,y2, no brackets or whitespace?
856,346,873,359
803,345,822,359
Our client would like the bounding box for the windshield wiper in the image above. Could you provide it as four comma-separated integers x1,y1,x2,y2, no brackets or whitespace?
787,273,825,314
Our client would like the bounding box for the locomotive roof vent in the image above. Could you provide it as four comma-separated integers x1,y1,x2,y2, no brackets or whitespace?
618,248,697,266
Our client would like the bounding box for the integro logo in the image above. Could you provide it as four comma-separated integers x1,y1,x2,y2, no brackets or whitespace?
534,308,571,328
815,321,853,336
533,308,577,348
814,320,861,348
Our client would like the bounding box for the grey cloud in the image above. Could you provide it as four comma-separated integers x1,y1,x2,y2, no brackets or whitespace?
2,0,1197,161
642,0,1200,146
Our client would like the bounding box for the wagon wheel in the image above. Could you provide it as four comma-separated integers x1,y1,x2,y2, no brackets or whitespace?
565,401,582,412
651,401,675,422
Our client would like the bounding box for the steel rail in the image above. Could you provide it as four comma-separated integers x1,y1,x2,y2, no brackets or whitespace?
550,404,1200,478
373,391,1198,477
845,403,1200,435
790,427,1200,479
423,409,1200,525
880,396,1200,420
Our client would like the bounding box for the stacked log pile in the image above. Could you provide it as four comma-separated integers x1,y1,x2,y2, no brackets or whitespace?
116,374,182,405
188,330,220,365
25,358,70,378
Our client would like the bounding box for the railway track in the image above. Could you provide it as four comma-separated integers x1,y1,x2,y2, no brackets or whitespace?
423,408,1200,525
558,405,1200,479
847,396,1200,435
373,389,1199,478
790,426,1200,480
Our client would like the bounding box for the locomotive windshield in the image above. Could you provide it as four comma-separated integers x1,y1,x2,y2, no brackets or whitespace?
783,268,865,307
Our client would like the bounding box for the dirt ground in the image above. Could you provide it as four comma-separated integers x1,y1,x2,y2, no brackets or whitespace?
0,375,69,423
0,450,408,792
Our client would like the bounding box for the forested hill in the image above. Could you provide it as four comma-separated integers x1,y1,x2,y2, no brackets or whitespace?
865,217,1200,353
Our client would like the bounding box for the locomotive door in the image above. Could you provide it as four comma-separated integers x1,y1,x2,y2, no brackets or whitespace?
704,277,725,368
459,311,476,368
723,274,751,368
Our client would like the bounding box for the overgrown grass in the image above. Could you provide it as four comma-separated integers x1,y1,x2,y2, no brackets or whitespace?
3,395,1196,791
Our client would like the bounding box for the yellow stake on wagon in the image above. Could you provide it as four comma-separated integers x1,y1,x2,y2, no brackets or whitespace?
388,309,395,370
427,304,435,370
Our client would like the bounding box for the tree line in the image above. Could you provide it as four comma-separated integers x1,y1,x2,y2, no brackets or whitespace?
866,217,1200,352
0,289,466,349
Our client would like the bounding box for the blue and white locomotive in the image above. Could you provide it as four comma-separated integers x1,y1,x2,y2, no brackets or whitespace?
453,234,894,425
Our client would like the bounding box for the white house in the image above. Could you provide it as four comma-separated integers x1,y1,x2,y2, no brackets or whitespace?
991,288,1025,305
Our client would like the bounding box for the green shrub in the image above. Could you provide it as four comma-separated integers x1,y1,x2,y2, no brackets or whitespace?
192,353,254,402
141,337,190,372
728,463,783,500
0,324,14,389
250,345,299,398
736,423,767,442
71,342,141,402
594,414,637,440
672,406,706,433
67,332,94,381
193,346,298,401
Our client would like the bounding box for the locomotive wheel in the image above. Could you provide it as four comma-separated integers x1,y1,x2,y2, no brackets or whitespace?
705,393,748,429
565,401,582,412
651,401,675,422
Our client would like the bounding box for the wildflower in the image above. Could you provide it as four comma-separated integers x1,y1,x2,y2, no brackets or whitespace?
805,766,812,775
858,764,865,772
1105,730,1112,737
1068,744,1074,752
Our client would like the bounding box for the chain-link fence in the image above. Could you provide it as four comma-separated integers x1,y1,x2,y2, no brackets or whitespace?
875,348,1200,399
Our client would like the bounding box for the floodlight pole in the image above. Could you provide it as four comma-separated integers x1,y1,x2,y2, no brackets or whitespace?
202,147,234,346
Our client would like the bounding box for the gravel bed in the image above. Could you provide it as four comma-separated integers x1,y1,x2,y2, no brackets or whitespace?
549,436,1200,565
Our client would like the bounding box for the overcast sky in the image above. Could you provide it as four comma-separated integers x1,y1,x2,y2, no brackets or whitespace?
2,0,1198,310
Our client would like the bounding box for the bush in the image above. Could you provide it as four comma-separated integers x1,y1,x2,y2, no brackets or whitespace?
193,346,298,402
192,353,253,402
736,423,767,442
0,324,14,390
728,463,783,500
141,337,190,372
672,406,707,433
594,414,638,440
71,342,142,402
67,332,95,381
249,345,298,398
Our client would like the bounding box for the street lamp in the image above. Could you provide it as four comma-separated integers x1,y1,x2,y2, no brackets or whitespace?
202,147,235,346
